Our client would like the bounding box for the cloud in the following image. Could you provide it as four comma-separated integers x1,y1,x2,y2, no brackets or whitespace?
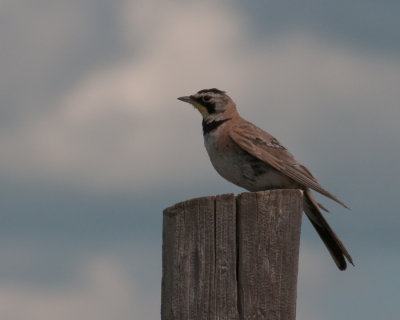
297,245,330,320
0,256,159,320
0,0,126,127
235,1,400,55
1,2,399,320
1,0,399,196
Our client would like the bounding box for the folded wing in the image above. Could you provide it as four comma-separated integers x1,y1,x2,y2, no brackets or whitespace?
229,121,349,209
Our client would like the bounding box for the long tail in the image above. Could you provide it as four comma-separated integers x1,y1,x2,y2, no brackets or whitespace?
304,190,354,270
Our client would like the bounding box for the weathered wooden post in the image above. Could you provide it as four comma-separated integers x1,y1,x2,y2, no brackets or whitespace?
162,189,303,320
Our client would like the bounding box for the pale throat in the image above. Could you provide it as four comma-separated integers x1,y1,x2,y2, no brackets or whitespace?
192,103,209,118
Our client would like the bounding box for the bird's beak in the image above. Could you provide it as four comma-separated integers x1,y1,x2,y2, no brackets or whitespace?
177,96,194,104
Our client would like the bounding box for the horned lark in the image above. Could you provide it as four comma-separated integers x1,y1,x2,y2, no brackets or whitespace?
178,88,353,270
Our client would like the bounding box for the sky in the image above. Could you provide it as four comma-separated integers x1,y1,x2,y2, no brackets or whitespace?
1,0,400,319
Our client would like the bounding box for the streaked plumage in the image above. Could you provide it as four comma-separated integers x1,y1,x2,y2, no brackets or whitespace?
178,88,353,270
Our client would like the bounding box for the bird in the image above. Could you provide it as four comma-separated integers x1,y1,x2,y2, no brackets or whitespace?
178,88,353,270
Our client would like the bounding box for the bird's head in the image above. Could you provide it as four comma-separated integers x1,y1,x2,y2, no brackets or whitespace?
178,88,237,121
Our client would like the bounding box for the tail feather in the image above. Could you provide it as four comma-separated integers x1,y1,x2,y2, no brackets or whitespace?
304,190,354,270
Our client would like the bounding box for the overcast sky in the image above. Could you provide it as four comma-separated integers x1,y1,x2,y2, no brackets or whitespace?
1,0,400,319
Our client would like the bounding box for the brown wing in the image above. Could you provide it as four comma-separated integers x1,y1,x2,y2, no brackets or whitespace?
229,121,349,209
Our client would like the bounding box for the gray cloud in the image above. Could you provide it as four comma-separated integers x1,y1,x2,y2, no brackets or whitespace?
0,0,126,128
1,3,399,196
1,0,399,250
236,0,400,55
0,254,159,320
1,1,400,319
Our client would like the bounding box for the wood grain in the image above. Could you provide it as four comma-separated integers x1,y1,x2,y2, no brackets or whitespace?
162,189,303,320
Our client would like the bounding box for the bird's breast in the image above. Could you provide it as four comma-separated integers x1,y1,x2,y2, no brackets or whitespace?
204,130,296,191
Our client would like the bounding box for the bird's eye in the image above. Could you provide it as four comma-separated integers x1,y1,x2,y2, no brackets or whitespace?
203,95,211,103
